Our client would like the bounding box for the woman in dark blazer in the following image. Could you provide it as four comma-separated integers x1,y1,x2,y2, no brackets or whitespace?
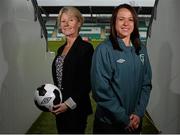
51,7,94,134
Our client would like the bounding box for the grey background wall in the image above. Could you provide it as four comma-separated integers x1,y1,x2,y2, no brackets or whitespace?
147,0,180,133
0,0,54,133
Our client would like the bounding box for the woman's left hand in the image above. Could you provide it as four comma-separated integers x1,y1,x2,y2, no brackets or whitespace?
130,114,140,129
125,114,140,132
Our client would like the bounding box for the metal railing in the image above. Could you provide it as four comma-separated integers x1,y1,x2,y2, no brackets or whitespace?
31,0,49,51
146,0,159,39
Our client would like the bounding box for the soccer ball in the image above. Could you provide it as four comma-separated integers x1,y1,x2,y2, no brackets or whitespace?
34,83,62,112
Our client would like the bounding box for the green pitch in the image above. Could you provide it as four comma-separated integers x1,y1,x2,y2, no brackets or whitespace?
27,94,159,134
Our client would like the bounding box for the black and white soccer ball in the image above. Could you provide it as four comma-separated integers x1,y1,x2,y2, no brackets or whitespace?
34,83,62,112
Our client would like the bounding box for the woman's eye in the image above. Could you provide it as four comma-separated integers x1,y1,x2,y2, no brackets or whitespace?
118,18,123,21
129,18,134,21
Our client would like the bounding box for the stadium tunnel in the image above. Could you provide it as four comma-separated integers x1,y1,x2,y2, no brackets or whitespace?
1,0,180,134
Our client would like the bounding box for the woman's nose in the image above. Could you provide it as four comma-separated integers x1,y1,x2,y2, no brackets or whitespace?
124,20,129,25
65,21,69,26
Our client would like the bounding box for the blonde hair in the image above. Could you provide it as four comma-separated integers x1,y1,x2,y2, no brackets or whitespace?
58,7,84,31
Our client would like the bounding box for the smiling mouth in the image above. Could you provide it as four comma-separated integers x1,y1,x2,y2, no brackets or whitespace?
64,28,71,30
121,27,129,30
121,29,130,32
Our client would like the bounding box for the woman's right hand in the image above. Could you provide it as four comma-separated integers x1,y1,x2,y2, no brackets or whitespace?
51,103,68,115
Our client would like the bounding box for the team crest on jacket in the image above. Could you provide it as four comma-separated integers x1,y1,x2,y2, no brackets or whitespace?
139,54,144,64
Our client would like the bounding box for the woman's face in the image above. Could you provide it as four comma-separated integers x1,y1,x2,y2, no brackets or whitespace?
60,12,81,37
115,8,134,39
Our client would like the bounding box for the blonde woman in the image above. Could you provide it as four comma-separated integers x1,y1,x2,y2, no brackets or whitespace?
51,7,94,133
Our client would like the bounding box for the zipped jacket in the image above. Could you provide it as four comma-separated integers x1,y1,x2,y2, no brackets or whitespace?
91,37,152,126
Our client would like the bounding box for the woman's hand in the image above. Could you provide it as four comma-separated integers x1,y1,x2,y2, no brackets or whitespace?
130,114,140,129
126,114,140,132
51,103,68,115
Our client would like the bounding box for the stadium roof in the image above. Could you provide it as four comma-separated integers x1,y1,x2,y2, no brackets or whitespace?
40,6,153,16
37,0,155,18
37,0,155,7
35,0,154,24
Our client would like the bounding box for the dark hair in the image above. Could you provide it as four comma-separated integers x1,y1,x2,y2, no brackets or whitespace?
109,4,141,54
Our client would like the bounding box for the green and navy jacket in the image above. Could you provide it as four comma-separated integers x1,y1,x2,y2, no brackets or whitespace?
91,37,152,126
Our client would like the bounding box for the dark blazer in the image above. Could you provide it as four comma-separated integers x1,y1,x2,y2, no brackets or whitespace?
52,36,94,115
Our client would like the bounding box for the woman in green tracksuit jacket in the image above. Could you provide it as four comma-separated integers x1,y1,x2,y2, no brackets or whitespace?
91,4,152,134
